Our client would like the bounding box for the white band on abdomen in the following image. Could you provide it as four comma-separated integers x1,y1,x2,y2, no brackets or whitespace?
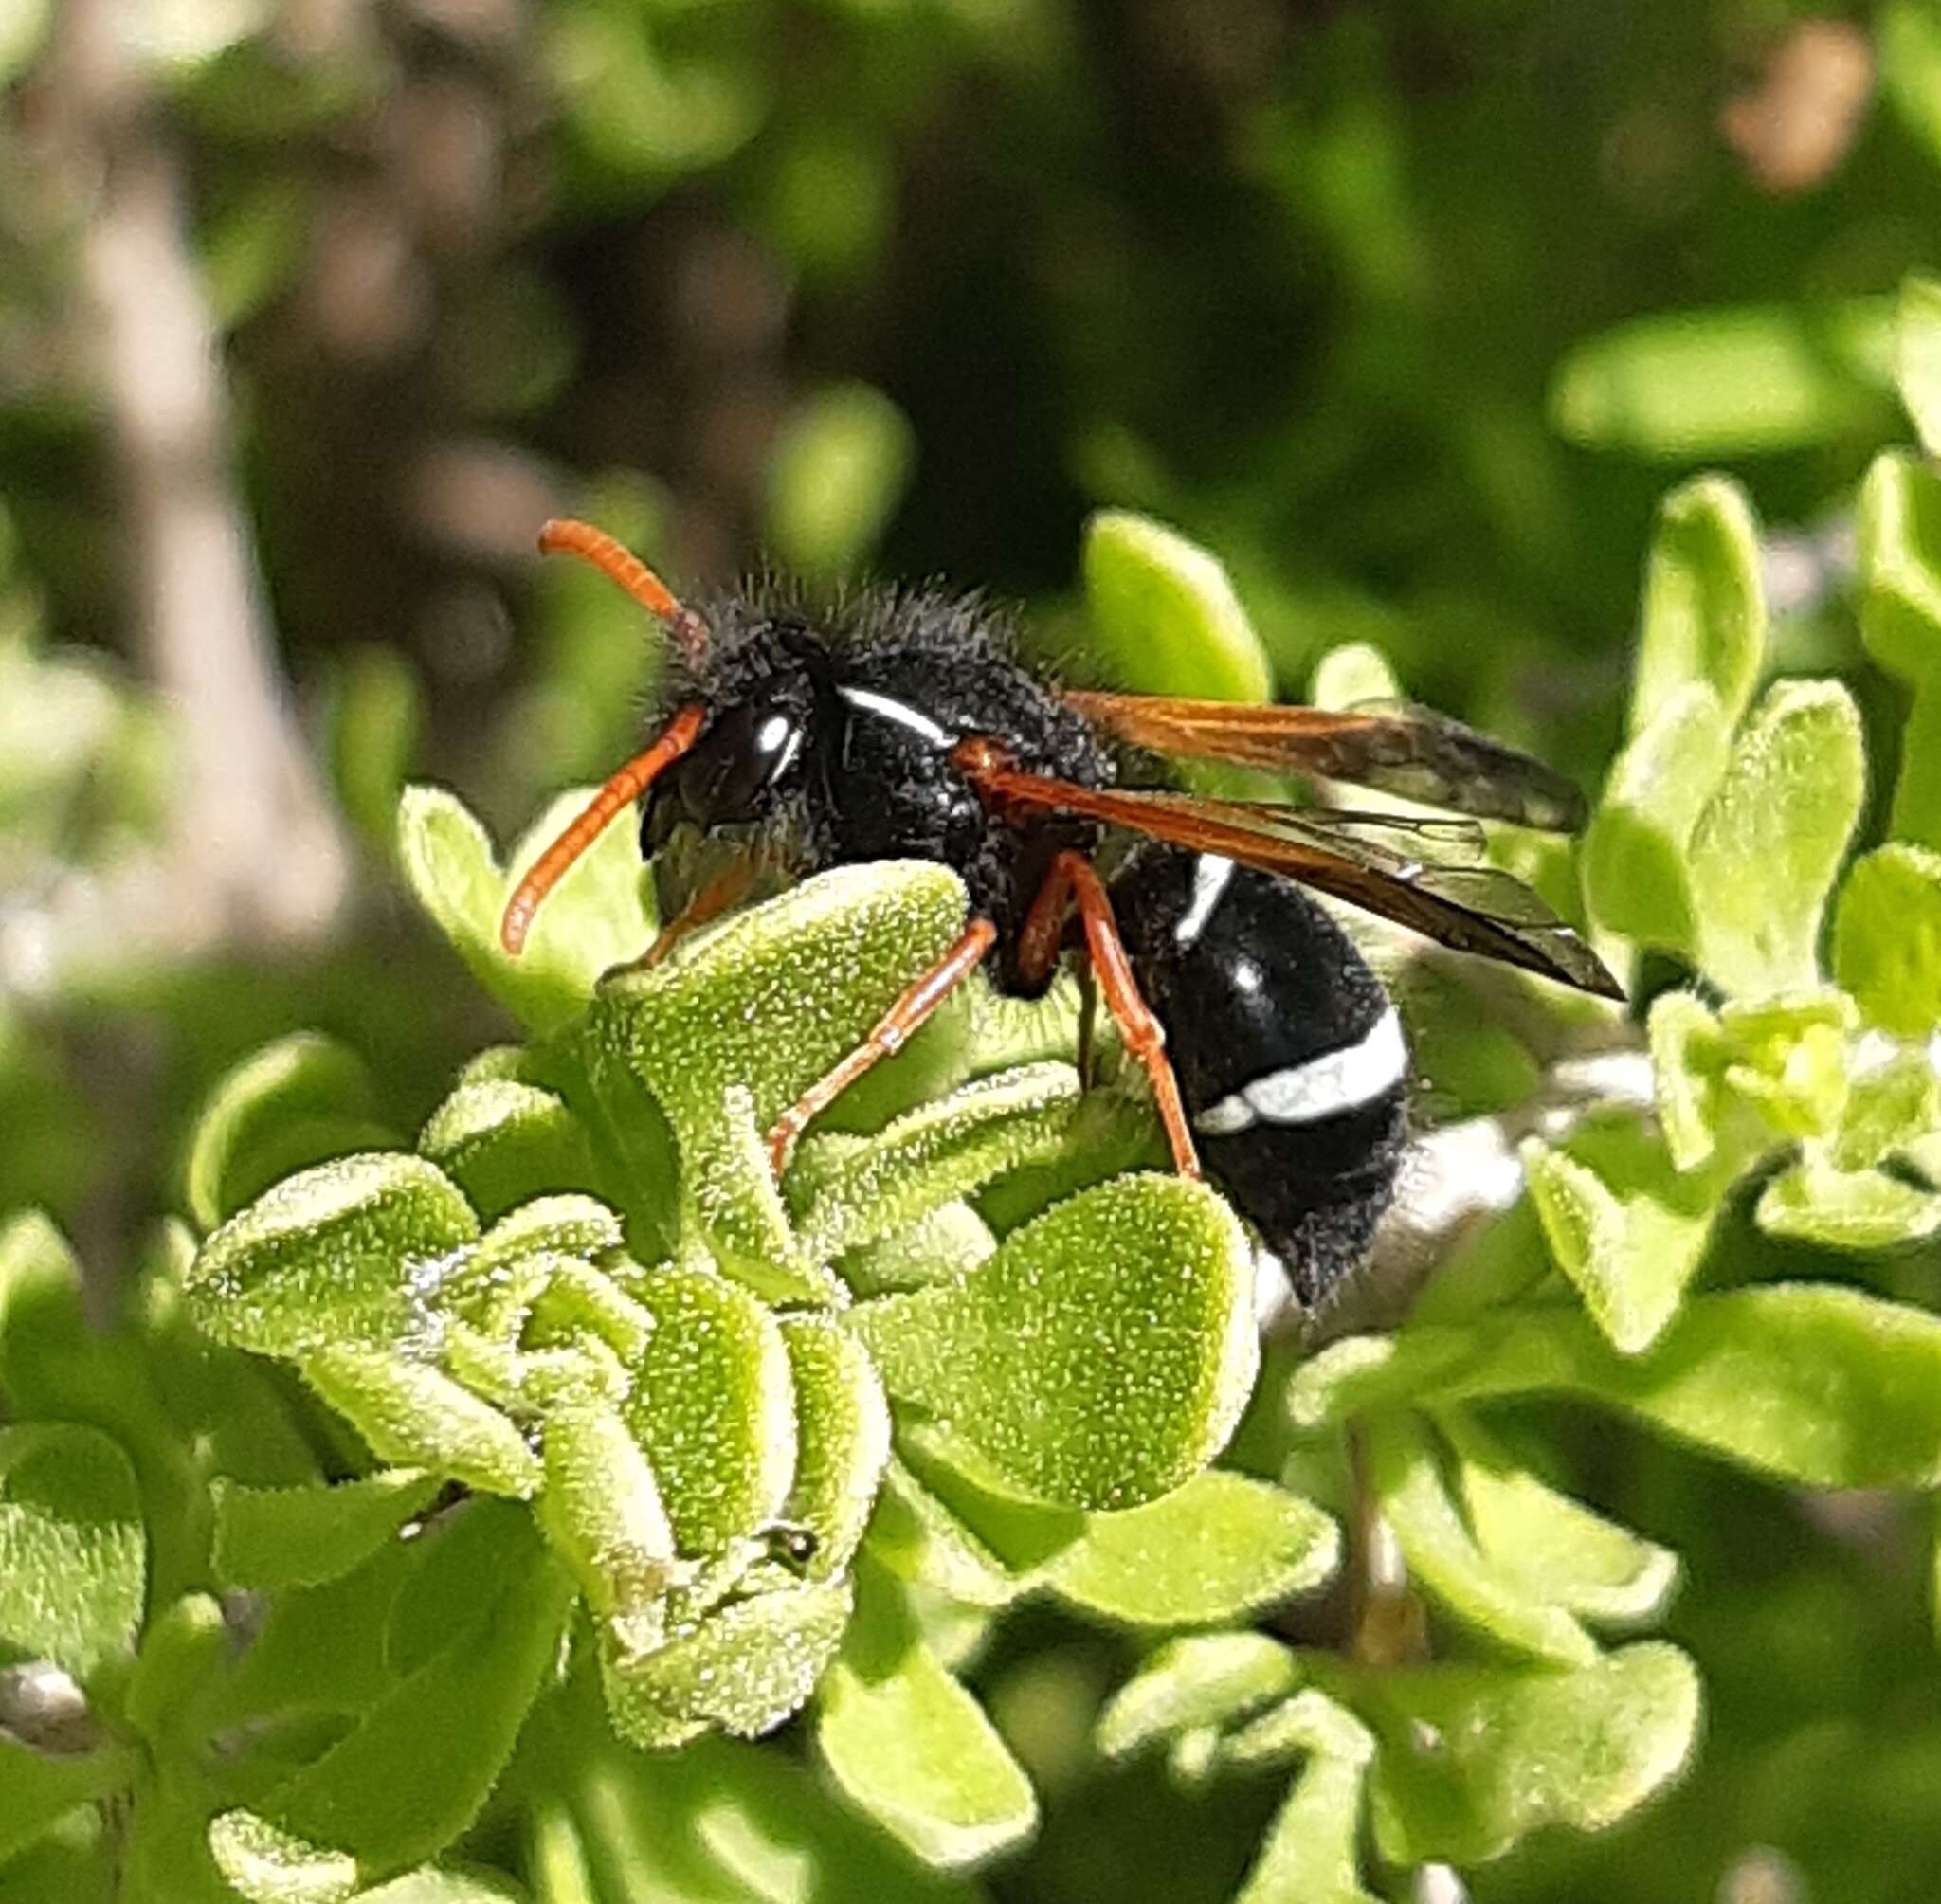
1194,1007,1407,1135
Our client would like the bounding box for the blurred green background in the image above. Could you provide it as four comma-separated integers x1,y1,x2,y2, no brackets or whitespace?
3,2,1939,1897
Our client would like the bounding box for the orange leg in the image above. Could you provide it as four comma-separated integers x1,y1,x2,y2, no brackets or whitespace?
499,703,706,955
766,918,999,1175
1053,851,1201,1178
640,855,761,970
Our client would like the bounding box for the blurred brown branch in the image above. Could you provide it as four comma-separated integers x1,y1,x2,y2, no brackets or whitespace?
20,0,349,983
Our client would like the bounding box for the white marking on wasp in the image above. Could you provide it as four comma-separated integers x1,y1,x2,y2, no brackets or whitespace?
839,684,952,746
1194,1007,1408,1135
1173,853,1234,949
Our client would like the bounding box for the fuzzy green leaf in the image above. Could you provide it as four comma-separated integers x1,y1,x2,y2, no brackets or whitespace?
299,1348,542,1499
1755,1153,1941,1249
1628,475,1766,734
186,1034,391,1233
852,1173,1256,1511
622,1264,796,1556
417,1081,600,1224
790,1062,1082,1262
1043,1472,1338,1628
778,1315,892,1582
0,1423,145,1681
356,1873,527,1902
837,1201,996,1297
1309,641,1402,710
1522,1118,1723,1352
212,1470,443,1591
1230,1693,1380,1904
1832,1048,1941,1171
1081,511,1273,703
1686,680,1865,995
396,785,654,1039
1293,1284,1941,1488
1096,1631,1301,1762
589,861,969,1296
1858,451,1941,683
1353,1642,1701,1866
1583,682,1730,950
125,1590,227,1752
537,1394,677,1647
188,1153,479,1360
1647,992,1730,1171
864,1459,1026,1609
1442,1412,1678,1624
1834,844,1941,1037
604,1578,853,1742
815,1569,1037,1869
209,1507,571,1902
1366,1413,1597,1665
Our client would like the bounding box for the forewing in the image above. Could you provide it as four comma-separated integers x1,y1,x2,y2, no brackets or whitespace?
1065,691,1587,832
966,767,1622,999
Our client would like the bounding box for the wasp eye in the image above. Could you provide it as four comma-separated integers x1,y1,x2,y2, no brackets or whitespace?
655,700,807,831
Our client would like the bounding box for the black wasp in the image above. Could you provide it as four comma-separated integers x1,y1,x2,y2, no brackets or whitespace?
501,520,1622,1306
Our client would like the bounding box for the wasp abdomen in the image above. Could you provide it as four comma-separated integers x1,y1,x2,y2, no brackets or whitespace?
1110,845,1410,1306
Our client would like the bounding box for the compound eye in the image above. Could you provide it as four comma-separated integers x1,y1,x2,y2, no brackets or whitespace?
680,701,806,825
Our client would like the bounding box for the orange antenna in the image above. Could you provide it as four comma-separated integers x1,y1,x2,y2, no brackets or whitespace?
537,517,710,668
499,702,707,954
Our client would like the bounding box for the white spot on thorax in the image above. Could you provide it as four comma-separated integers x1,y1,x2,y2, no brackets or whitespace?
838,684,952,746
755,713,791,752
1194,1006,1408,1136
1173,853,1234,948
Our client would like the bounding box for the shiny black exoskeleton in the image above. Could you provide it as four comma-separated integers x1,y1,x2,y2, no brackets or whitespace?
637,582,1408,1301
1113,846,1408,1304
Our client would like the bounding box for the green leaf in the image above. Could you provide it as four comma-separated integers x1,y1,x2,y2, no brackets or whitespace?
815,1567,1037,1869
1834,844,1941,1037
1441,1412,1678,1625
1522,1118,1723,1352
299,1348,542,1499
1686,680,1865,996
1549,298,1896,457
1628,475,1766,734
1080,511,1273,702
212,1471,444,1591
603,1578,853,1742
396,785,654,1039
209,1508,571,1902
763,383,916,575
1895,676,1941,848
790,1062,1082,1262
588,862,969,1297
536,1394,677,1648
1229,1693,1380,1904
125,1590,227,1750
1883,0,1941,167
1899,275,1941,455
1351,1642,1701,1866
1292,1284,1941,1488
1096,1631,1300,1761
622,1264,796,1555
1755,1152,1941,1249
1582,683,1731,951
852,1173,1256,1511
0,1423,145,1681
1647,992,1730,1172
188,1153,479,1360
1858,451,1941,683
417,1081,600,1224
0,1733,132,1871
1365,1414,1597,1666
863,1459,1026,1609
1832,1047,1941,1171
1043,1472,1338,1628
185,1034,391,1233
837,1201,996,1297
1309,641,1401,710
0,1804,115,1900
778,1315,892,1582
356,1872,528,1902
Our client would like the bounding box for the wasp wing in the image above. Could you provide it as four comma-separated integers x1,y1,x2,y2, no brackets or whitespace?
1064,692,1587,833
965,765,1622,999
